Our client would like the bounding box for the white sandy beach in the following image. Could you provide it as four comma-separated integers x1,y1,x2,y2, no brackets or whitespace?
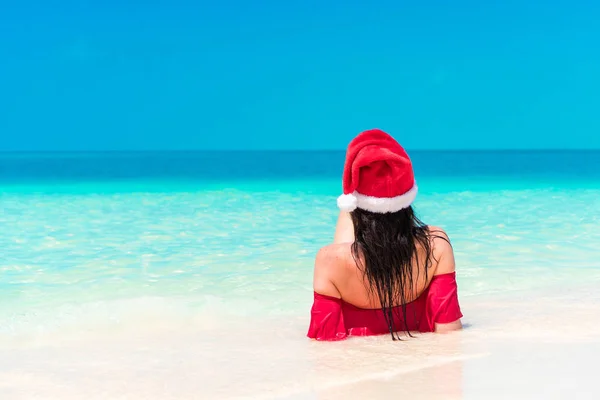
2,279,600,400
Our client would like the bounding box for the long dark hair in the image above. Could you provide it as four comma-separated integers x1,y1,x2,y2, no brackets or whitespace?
350,206,441,340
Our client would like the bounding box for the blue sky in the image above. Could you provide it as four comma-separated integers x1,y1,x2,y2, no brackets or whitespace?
1,0,599,151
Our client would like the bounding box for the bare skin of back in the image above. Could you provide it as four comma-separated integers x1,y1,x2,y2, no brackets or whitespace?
313,212,462,333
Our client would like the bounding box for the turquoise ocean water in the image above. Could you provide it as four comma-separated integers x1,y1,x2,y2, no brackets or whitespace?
2,151,600,399
1,150,600,337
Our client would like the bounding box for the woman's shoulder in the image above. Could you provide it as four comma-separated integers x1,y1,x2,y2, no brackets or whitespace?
312,243,355,298
426,226,456,276
315,243,355,271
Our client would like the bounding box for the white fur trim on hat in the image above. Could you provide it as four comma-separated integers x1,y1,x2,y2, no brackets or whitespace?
337,184,418,213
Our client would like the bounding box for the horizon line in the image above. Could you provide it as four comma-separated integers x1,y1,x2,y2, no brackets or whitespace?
1,148,599,154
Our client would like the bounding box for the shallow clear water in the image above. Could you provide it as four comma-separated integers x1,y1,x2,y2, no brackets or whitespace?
2,181,600,329
1,151,600,398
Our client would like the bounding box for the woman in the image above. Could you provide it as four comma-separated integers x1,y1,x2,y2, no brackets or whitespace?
307,129,463,341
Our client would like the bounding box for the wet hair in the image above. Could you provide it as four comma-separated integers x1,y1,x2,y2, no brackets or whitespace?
350,206,446,340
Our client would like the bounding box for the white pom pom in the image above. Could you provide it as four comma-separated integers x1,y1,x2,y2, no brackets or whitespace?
337,193,358,212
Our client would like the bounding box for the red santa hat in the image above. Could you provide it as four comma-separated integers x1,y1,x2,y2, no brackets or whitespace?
337,129,418,213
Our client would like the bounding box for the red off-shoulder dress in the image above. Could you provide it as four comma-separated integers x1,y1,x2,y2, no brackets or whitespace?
307,272,462,341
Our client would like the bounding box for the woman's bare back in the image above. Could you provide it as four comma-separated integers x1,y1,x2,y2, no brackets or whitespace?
313,222,456,310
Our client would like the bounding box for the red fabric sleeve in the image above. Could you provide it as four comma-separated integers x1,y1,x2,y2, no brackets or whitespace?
426,272,463,327
307,292,348,341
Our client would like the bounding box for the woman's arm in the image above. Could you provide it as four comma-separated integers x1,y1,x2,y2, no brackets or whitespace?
431,227,463,333
333,211,354,244
435,320,463,333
